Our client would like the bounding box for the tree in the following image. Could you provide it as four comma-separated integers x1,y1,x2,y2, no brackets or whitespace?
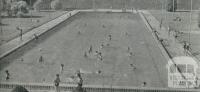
4,0,12,16
33,0,52,11
33,0,42,11
11,0,29,17
51,0,62,10
167,0,177,12
1,0,29,17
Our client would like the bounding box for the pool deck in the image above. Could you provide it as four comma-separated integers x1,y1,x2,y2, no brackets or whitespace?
0,11,79,60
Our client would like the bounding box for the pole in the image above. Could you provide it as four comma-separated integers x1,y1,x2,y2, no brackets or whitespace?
0,0,2,35
173,0,175,12
121,0,123,11
30,0,32,23
111,0,113,10
162,0,164,17
165,0,167,20
160,0,164,30
92,0,95,10
189,0,192,44
75,0,77,9
0,16,2,35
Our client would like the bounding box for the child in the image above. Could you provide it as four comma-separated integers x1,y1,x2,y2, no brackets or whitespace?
129,52,134,57
39,55,43,63
127,47,130,52
89,45,93,54
142,82,147,87
100,43,104,49
84,51,88,58
130,64,136,70
108,34,112,41
78,31,81,35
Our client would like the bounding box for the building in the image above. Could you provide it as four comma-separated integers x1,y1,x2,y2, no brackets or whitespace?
167,56,199,88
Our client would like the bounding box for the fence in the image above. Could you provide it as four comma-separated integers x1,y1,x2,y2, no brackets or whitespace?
0,82,200,92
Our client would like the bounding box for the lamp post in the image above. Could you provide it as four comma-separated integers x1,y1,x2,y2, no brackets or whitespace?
92,0,94,10
30,0,33,24
0,0,3,35
189,0,193,44
75,0,78,9
173,0,175,12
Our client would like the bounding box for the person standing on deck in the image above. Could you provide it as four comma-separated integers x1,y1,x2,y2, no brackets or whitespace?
60,64,64,74
5,70,10,80
54,74,61,92
167,26,171,37
38,48,44,63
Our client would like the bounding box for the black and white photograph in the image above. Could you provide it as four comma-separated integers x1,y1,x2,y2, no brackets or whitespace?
0,0,200,92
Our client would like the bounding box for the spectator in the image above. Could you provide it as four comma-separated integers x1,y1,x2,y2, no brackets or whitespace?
60,64,64,74
38,48,44,63
186,43,191,51
160,19,163,29
39,55,43,63
54,74,61,92
5,70,10,80
142,82,147,87
168,26,171,37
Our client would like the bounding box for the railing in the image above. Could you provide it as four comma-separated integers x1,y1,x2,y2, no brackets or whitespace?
0,82,200,92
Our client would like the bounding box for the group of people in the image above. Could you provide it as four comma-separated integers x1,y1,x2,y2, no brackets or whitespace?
54,70,83,92
167,26,179,38
84,33,113,61
167,26,192,56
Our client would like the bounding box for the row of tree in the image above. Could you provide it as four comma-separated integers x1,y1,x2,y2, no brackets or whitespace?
0,0,62,17
33,0,62,11
1,0,29,17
